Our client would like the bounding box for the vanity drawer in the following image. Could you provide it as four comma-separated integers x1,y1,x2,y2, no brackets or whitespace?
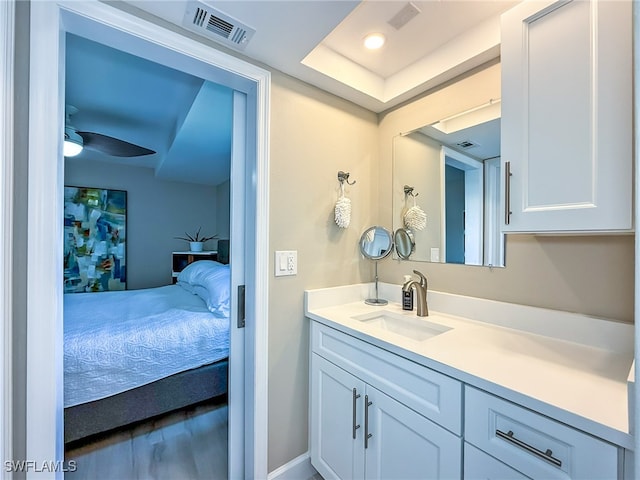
464,442,530,479
311,321,462,434
464,386,619,479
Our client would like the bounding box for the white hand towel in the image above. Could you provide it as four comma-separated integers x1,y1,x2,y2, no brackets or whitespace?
404,196,426,231
335,184,351,228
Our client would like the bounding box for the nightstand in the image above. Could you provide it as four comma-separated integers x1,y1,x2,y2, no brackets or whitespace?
172,251,218,283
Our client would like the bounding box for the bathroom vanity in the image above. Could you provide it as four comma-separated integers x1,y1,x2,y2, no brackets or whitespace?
306,283,634,479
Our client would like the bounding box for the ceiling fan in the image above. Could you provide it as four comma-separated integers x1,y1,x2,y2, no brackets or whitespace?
64,105,156,158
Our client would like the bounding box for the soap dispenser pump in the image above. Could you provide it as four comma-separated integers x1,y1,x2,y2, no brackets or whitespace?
402,274,413,311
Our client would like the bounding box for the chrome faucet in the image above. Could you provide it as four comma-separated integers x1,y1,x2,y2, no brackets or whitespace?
402,270,429,317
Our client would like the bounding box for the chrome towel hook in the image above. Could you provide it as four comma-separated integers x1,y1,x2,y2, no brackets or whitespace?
338,171,356,186
404,185,418,197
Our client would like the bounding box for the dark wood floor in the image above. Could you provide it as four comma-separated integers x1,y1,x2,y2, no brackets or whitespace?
65,401,228,480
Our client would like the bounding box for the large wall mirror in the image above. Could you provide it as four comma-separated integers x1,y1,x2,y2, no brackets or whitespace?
392,95,505,267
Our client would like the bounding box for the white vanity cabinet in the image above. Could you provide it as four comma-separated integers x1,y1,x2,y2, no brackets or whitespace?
310,321,462,480
501,0,632,232
306,286,632,479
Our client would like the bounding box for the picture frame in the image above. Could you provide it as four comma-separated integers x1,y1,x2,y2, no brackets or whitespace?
63,186,127,293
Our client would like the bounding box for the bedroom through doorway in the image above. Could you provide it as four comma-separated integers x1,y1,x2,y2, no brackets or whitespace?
61,32,236,478
25,1,270,478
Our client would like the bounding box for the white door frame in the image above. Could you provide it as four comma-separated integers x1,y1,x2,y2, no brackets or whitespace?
0,1,15,476
633,2,639,477
27,2,269,478
483,157,504,267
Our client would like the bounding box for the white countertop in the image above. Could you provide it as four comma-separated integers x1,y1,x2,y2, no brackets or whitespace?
305,283,635,450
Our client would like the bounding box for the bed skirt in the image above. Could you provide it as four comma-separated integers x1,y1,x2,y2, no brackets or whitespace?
64,359,228,444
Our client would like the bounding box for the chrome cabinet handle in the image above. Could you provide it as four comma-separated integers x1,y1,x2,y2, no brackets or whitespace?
352,388,361,439
364,395,373,449
504,161,512,225
496,429,562,468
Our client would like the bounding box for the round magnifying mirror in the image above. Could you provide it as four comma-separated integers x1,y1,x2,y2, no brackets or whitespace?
360,226,393,306
359,226,393,260
394,228,415,260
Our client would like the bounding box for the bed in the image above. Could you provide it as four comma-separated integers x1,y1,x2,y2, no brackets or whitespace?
63,260,230,444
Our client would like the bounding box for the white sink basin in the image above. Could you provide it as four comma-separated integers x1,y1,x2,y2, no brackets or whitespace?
352,310,452,341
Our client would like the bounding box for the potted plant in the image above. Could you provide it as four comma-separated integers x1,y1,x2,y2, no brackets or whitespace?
175,227,218,252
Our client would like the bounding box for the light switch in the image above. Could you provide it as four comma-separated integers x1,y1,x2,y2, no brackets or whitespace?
275,250,297,276
430,248,440,263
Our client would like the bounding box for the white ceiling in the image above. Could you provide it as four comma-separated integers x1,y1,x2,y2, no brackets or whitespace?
65,33,233,186
419,118,501,161
66,1,516,184
126,0,517,112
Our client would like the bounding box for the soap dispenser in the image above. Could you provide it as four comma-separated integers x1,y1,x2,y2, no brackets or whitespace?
402,275,413,311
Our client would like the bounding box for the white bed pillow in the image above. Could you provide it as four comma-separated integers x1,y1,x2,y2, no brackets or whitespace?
177,260,222,285
177,260,230,317
177,281,195,293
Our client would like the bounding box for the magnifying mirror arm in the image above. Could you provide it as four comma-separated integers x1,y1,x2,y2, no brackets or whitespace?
365,260,387,306
359,225,393,306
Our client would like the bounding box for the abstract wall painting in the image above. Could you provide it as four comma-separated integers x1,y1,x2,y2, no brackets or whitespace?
63,186,127,293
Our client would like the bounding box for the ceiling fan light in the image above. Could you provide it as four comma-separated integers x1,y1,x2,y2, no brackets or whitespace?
364,33,385,50
64,127,84,157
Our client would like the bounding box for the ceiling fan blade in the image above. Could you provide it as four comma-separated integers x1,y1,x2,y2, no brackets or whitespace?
78,131,156,157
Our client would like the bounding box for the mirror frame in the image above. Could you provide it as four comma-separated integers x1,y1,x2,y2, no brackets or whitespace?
359,226,393,260
394,228,415,260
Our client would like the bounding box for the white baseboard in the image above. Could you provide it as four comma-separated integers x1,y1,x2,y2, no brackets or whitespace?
267,452,318,480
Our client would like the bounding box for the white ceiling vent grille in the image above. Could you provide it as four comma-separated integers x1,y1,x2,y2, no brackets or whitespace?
183,2,255,51
388,2,421,30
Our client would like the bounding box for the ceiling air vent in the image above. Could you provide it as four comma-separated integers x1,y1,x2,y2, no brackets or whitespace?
183,1,255,51
388,2,421,30
455,140,479,149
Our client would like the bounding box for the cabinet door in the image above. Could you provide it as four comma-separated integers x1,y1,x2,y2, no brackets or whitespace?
364,386,461,480
310,354,365,480
501,0,632,232
464,443,531,480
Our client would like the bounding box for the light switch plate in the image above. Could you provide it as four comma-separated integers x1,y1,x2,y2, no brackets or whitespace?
430,248,440,263
275,250,297,276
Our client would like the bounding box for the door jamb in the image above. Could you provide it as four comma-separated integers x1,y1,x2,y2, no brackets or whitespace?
0,1,15,476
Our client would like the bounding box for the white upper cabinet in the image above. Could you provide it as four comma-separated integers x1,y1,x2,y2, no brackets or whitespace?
501,0,632,232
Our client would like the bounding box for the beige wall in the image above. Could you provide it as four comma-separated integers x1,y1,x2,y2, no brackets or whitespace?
378,63,634,323
268,71,379,470
383,235,634,322
393,133,443,260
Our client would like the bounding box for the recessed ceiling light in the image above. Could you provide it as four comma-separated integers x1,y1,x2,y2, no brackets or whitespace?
363,33,385,50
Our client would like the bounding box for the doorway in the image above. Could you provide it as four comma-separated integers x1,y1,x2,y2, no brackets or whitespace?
26,2,269,478
62,34,235,474
441,147,483,265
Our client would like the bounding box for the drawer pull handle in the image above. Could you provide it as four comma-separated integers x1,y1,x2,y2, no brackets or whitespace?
496,429,562,468
352,388,361,439
364,395,373,449
504,161,512,225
